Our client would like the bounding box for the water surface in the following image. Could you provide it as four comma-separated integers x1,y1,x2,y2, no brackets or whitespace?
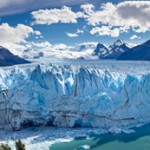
50,124,150,150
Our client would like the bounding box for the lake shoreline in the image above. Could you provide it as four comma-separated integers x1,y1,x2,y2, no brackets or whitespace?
0,122,148,150
50,123,150,150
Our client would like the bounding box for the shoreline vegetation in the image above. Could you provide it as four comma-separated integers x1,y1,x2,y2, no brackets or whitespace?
1,123,150,150
0,140,25,150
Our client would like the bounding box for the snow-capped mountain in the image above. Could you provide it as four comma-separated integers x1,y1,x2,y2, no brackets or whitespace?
107,40,130,58
93,40,130,59
106,39,130,59
0,46,30,66
93,43,109,58
118,40,150,61
20,39,149,61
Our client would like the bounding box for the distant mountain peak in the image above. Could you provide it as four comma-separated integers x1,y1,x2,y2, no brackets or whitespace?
143,39,150,46
113,39,125,47
93,43,109,57
118,39,150,61
0,46,30,66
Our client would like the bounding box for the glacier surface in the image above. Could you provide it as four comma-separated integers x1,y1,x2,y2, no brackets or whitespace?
0,60,150,130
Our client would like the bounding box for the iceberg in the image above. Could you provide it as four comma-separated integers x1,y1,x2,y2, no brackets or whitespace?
0,60,150,130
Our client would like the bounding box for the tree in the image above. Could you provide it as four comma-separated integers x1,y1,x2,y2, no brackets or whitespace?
15,140,25,150
0,143,11,150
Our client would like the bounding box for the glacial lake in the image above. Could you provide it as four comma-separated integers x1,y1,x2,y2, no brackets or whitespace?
50,123,150,150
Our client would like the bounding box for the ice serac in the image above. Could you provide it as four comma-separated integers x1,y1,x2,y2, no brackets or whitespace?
0,62,150,130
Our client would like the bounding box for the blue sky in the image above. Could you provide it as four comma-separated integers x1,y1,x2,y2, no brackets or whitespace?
0,0,150,54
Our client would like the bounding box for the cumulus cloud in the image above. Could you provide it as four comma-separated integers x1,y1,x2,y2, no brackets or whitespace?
1,0,131,16
77,29,84,34
66,32,78,37
130,35,141,40
1,1,149,44
30,1,150,37
82,1,150,34
31,41,52,48
90,26,120,37
81,4,94,15
53,43,68,50
0,0,94,16
66,29,84,37
0,23,41,55
31,6,84,25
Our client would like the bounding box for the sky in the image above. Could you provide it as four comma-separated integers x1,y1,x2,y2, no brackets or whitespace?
0,0,150,55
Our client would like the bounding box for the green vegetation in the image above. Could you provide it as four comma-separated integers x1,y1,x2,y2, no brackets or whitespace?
15,140,25,150
0,140,25,150
0,144,11,150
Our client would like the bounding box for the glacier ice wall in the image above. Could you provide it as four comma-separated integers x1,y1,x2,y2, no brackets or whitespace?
0,61,150,130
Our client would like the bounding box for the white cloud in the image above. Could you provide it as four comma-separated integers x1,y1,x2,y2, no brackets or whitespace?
81,4,94,15
30,41,69,50
111,28,120,37
130,35,141,40
77,29,84,34
66,29,84,37
90,26,120,37
31,6,84,25
66,32,78,37
34,30,41,35
0,23,41,55
0,0,93,16
82,1,150,33
31,41,51,48
53,43,68,50
29,1,150,38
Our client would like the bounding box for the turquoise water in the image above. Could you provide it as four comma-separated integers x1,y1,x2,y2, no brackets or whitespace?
50,124,150,150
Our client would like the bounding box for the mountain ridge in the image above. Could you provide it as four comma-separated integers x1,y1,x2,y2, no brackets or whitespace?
118,39,150,61
93,39,130,59
0,46,30,66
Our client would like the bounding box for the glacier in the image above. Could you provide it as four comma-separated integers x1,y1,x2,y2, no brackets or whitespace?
0,60,150,130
